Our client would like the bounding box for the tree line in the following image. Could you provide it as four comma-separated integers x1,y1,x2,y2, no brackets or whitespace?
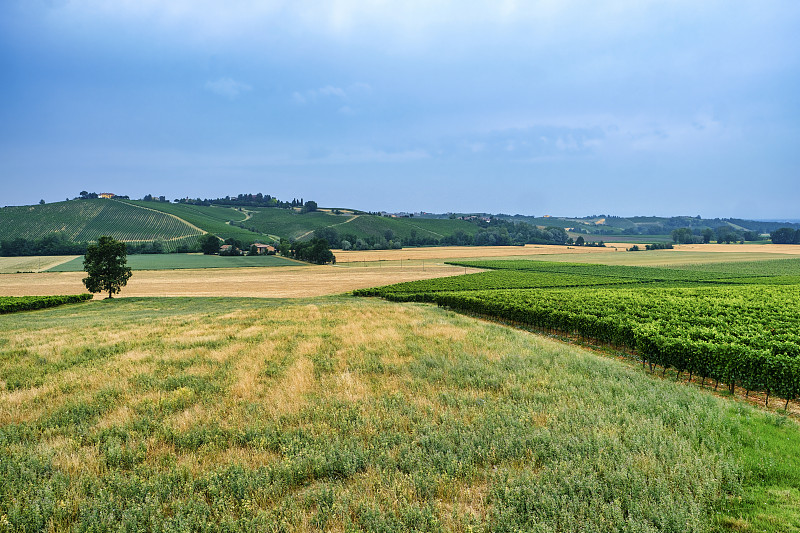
176,193,316,210
310,221,585,251
671,226,763,244
770,228,800,244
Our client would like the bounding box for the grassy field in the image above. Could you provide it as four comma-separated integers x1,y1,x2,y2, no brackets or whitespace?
1,297,798,531
47,253,303,272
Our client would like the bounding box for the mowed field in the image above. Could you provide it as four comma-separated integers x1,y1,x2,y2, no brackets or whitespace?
0,264,481,298
333,243,800,265
0,255,78,274
3,244,800,298
2,297,799,531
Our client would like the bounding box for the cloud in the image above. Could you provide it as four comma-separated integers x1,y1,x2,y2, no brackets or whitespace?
205,77,252,99
292,83,372,106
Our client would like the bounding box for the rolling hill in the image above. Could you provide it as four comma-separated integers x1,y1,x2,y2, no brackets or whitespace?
0,199,481,251
0,199,204,252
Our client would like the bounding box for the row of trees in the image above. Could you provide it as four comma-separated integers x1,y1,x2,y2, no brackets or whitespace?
311,222,576,251
177,193,315,210
0,235,88,256
770,228,800,244
671,226,761,244
0,235,202,256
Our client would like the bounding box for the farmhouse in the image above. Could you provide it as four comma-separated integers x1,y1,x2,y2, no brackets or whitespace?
98,193,116,199
252,243,276,255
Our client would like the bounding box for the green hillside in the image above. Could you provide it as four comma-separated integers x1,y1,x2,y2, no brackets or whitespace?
242,209,353,240
242,209,479,242
121,201,265,245
0,200,481,252
0,200,203,252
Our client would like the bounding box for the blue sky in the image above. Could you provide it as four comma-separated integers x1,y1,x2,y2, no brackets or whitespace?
1,1,798,218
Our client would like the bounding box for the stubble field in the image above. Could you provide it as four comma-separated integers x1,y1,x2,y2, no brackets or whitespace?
0,264,481,298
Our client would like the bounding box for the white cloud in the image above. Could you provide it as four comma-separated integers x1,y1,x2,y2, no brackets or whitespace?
205,77,252,99
292,83,372,106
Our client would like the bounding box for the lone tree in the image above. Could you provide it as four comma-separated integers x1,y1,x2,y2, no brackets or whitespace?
83,236,132,298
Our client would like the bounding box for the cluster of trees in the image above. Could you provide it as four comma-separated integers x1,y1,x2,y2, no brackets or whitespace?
310,221,578,251
142,194,168,202
176,193,314,210
287,238,335,264
77,191,130,200
473,220,570,246
1,235,88,256
671,226,761,244
313,228,403,251
0,235,203,257
771,228,800,244
570,236,605,247
629,242,675,252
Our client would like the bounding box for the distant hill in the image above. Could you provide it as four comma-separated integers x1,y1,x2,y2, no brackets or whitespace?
0,199,480,252
2,198,798,254
485,213,800,236
0,199,204,252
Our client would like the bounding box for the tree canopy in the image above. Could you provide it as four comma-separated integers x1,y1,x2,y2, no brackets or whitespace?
82,236,132,298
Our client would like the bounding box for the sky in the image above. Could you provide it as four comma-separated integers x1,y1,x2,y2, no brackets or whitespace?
1,1,798,218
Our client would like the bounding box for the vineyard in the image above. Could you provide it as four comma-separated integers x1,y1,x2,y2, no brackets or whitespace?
122,201,265,245
356,259,800,409
0,294,92,314
242,209,478,242
0,200,205,252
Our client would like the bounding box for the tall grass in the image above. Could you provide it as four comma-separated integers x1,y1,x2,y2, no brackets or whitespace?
0,297,797,531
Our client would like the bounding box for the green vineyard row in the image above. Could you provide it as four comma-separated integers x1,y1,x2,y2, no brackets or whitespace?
0,294,94,314
357,260,800,408
353,270,639,296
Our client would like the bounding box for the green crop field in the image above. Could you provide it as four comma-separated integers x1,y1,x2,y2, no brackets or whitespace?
1,297,798,531
47,253,303,272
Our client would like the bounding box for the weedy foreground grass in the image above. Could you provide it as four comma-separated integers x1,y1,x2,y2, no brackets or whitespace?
0,298,797,532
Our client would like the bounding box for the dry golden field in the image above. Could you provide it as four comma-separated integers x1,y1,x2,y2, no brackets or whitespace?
332,244,628,263
1,243,799,298
0,264,481,298
0,255,78,274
